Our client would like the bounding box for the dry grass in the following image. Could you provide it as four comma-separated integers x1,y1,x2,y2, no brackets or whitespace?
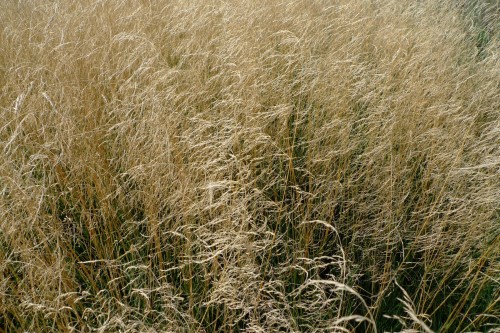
0,0,498,332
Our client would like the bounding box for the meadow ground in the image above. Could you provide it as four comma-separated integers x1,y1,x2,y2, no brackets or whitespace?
0,0,498,332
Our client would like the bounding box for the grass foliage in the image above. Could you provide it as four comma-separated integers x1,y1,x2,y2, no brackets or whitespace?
0,0,498,332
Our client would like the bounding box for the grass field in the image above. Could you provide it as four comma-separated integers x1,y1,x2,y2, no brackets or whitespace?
0,0,498,332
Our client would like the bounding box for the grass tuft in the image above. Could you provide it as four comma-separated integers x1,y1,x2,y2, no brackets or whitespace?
0,0,498,332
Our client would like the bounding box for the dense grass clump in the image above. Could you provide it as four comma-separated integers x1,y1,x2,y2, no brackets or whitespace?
0,0,498,332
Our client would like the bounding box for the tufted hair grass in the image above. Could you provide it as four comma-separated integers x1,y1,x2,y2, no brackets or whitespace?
0,0,498,332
